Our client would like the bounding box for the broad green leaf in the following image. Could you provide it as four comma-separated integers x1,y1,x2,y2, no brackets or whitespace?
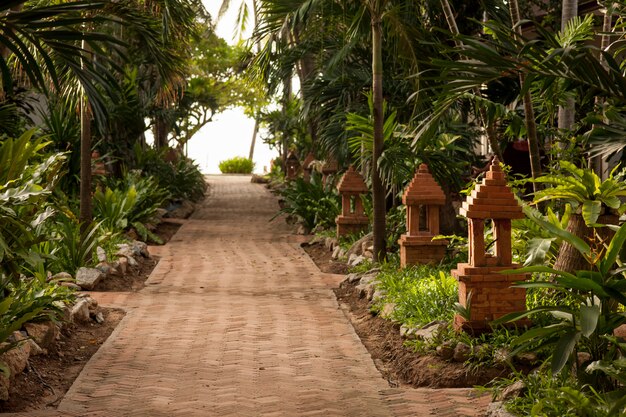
580,305,601,337
523,205,590,256
506,265,578,282
582,200,602,225
552,330,581,374
600,222,626,276
556,275,608,296
513,323,568,345
524,238,555,266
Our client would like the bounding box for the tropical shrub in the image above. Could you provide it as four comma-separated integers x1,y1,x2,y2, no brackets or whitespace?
94,171,169,241
276,173,341,230
495,218,626,411
0,275,74,377
0,130,66,284
218,156,254,174
44,212,103,274
134,145,206,202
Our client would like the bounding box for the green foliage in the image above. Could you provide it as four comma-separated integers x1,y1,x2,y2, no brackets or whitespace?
513,205,572,267
218,156,255,174
503,370,616,417
45,212,103,274
372,265,458,327
276,173,341,230
495,220,626,397
0,130,66,284
534,162,626,225
385,205,406,252
0,275,75,376
94,171,169,237
134,145,206,202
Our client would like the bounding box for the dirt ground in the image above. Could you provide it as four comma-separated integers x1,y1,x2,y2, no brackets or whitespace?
301,241,349,275
0,220,181,413
91,221,181,292
304,240,509,389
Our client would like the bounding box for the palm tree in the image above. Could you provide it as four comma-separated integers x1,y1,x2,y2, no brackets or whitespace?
509,0,542,192
557,0,578,137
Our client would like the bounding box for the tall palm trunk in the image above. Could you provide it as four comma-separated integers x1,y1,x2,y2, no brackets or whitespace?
371,5,386,262
592,3,615,177
440,0,502,160
557,0,578,141
248,0,259,161
79,38,93,247
509,0,542,193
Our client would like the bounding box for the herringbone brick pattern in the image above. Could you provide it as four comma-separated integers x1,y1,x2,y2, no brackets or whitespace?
7,175,489,416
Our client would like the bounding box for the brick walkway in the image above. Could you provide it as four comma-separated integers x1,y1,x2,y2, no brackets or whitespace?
9,175,489,416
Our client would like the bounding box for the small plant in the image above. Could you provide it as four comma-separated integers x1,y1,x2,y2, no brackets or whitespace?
47,212,103,274
94,171,169,240
0,275,74,377
372,264,458,327
218,156,254,174
276,173,341,230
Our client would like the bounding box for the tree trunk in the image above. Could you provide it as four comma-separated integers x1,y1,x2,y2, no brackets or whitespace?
440,0,502,160
554,212,617,273
79,39,93,251
592,3,615,178
509,0,542,192
557,0,578,143
154,116,169,149
249,119,259,160
248,0,260,161
371,9,386,262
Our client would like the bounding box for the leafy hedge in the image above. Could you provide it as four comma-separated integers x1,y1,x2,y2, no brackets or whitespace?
219,156,254,174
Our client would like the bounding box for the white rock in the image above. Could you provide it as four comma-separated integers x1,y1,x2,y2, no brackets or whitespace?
51,272,72,281
95,312,105,324
131,241,150,258
347,273,361,284
349,255,366,266
96,246,107,263
414,321,447,342
70,300,91,323
75,267,104,290
346,233,373,258
60,282,82,290
379,303,395,319
331,245,342,260
359,273,378,286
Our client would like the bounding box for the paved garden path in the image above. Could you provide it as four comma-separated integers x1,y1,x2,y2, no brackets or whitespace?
11,175,489,417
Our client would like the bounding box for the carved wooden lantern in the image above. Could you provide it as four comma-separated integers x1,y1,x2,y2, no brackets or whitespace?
336,166,369,237
321,158,338,186
452,157,529,332
302,152,315,182
286,151,301,180
399,164,448,267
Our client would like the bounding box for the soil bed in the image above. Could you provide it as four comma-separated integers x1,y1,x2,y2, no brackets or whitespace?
303,238,508,389
92,220,181,292
0,308,125,413
301,241,349,275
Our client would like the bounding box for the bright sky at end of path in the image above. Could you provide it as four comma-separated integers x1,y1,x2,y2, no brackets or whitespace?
185,1,275,174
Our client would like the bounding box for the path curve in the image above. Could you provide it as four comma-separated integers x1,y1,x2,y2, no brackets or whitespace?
9,175,488,416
